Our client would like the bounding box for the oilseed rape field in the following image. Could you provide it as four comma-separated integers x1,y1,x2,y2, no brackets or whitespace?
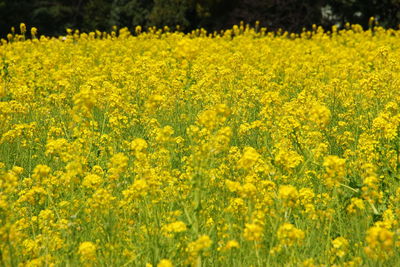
1,22,400,266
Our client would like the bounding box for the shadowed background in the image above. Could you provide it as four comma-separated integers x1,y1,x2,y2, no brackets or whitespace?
0,0,399,36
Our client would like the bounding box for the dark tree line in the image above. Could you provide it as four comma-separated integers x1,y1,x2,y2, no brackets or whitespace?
1,0,400,37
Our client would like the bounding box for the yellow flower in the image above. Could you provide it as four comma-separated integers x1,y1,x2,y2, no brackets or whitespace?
82,174,103,189
323,155,346,188
364,226,394,260
330,237,349,260
278,185,299,208
225,240,240,250
309,103,331,127
32,164,51,178
20,23,26,34
162,221,187,237
186,235,212,265
347,198,365,214
243,223,263,242
130,138,148,152
107,152,129,180
274,144,303,171
78,242,97,262
157,259,173,267
237,147,260,169
144,94,165,114
31,27,38,37
122,179,149,201
276,223,305,247
87,188,116,211
155,126,175,143
239,182,257,198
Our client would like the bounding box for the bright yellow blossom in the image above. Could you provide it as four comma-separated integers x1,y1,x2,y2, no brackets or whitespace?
157,259,173,267
364,226,394,260
78,242,97,262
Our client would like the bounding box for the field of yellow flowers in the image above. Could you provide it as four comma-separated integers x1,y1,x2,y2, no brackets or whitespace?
1,22,400,266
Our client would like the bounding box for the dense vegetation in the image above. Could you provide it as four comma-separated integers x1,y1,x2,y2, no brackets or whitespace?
1,23,400,266
0,0,400,36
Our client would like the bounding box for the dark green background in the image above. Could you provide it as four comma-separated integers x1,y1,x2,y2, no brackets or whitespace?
1,0,399,37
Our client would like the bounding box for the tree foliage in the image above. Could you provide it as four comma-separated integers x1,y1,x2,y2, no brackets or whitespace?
0,0,399,36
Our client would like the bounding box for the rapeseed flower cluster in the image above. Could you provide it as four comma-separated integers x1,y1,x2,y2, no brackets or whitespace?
1,22,400,265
